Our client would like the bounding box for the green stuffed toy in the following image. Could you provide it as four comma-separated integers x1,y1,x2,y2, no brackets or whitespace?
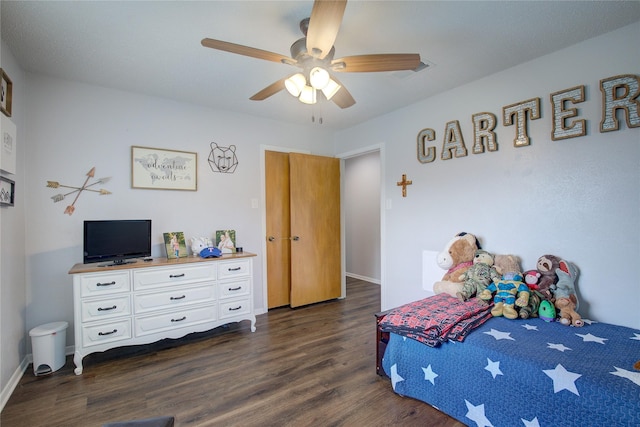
456,250,500,302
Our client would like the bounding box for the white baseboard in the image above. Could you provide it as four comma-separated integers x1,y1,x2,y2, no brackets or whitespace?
0,356,28,412
346,272,380,285
1,345,75,412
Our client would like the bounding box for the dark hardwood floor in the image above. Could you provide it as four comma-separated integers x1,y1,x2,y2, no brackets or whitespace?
1,278,463,427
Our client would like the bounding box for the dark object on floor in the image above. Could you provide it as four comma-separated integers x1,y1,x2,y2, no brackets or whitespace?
103,416,175,427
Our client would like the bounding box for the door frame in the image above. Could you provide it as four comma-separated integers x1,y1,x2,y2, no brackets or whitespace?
336,143,386,306
259,143,386,313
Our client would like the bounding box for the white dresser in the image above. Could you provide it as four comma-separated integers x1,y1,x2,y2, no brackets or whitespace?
69,253,256,375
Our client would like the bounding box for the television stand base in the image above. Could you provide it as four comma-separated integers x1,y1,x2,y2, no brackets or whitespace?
98,260,137,267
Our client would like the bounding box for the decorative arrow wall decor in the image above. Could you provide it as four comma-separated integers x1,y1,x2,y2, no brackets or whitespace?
47,167,111,215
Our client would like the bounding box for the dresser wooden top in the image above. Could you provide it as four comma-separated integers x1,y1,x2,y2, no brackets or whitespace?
69,252,256,275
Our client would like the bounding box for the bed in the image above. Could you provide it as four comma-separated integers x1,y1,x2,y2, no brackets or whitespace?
376,294,640,426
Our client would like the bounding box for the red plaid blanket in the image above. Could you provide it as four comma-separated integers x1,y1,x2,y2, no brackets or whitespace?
378,293,493,347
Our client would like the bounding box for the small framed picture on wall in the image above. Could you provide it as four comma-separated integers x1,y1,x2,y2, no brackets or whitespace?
0,69,13,117
0,176,15,206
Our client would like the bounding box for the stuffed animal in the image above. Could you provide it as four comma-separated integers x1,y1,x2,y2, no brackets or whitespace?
456,250,500,302
479,254,530,319
536,254,562,300
190,236,213,256
518,289,544,319
553,260,584,327
524,270,541,291
538,300,557,322
433,232,481,297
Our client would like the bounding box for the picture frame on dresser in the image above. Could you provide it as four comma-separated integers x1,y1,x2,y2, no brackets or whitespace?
163,231,187,259
0,69,12,117
0,176,15,206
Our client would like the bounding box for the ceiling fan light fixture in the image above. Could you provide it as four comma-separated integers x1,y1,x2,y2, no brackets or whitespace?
299,85,317,104
285,73,306,97
309,67,330,90
321,78,341,100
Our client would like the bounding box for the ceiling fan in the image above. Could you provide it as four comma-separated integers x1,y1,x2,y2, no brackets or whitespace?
201,0,421,109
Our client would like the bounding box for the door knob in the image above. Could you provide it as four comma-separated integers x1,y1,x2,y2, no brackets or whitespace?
291,236,300,241
268,236,275,242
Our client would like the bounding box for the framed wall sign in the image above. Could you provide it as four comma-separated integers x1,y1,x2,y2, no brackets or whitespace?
131,146,197,191
0,69,13,117
1,115,17,174
0,176,15,206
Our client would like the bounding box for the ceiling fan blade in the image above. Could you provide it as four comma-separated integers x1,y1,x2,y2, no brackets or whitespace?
331,54,421,72
201,38,294,64
250,78,287,101
329,76,355,109
306,0,347,59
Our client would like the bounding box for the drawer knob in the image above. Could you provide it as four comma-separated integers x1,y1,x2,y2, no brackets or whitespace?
228,267,241,271
229,305,242,311
98,329,117,336
171,316,187,322
97,305,117,311
228,286,242,291
96,281,116,287
170,295,186,300
169,273,185,278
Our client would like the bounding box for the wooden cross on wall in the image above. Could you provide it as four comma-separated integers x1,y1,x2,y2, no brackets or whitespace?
396,174,412,197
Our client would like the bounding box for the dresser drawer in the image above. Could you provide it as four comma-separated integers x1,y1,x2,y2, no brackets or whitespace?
82,319,132,348
217,259,251,280
134,284,215,314
133,264,215,290
135,305,216,337
79,271,131,297
81,295,131,322
219,278,250,299
219,298,251,319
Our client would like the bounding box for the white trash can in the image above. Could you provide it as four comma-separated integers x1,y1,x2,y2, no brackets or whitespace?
29,321,68,376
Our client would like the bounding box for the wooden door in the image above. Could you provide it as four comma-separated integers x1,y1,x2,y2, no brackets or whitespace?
265,151,341,309
289,153,341,307
265,151,291,308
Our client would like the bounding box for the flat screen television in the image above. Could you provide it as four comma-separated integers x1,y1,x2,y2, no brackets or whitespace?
83,220,152,265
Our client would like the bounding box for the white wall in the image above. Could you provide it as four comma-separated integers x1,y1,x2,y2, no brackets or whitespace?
335,22,640,329
22,73,334,350
344,151,380,283
0,40,26,403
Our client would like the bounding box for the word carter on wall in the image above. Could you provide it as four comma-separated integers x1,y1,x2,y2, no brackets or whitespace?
417,74,639,163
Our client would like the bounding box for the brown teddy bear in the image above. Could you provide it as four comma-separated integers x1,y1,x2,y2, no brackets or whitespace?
456,250,500,302
433,232,480,297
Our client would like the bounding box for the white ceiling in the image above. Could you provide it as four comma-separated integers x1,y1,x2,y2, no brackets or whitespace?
2,1,640,130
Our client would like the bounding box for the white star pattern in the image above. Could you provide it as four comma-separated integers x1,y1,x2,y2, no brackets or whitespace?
390,364,404,391
422,365,438,385
543,364,581,395
576,333,608,344
522,416,541,427
484,329,515,341
610,367,640,387
547,342,572,352
465,400,494,427
485,358,503,379
382,310,640,425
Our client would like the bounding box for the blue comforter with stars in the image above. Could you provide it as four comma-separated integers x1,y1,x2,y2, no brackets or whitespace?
382,316,640,427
